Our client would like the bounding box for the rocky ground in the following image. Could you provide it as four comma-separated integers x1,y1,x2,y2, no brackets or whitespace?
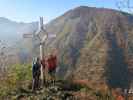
4,80,99,100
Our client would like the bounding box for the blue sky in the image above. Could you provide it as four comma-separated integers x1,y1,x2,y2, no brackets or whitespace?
0,0,131,23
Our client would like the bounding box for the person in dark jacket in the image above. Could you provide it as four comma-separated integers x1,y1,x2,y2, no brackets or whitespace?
32,57,41,91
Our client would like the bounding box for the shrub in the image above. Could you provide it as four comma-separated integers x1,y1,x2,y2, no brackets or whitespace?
0,63,32,97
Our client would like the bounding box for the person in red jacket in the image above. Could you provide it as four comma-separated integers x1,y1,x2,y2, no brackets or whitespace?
47,54,57,82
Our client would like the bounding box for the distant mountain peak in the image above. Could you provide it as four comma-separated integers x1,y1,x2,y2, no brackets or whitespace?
0,17,11,22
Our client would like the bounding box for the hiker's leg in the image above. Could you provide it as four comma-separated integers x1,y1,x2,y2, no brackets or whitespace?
53,70,56,81
43,71,46,85
50,72,53,83
51,70,56,85
39,77,41,89
34,78,36,90
32,78,35,91
35,77,38,90
36,76,38,89
48,70,51,82
38,76,41,89
36,76,40,89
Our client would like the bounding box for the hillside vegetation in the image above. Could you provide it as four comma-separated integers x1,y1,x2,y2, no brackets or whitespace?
45,6,133,89
1,6,133,99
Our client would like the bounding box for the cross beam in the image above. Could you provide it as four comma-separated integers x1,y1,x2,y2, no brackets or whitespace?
23,17,56,85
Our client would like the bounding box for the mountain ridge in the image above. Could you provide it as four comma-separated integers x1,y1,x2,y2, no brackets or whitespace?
0,6,132,89
0,17,38,44
44,6,133,89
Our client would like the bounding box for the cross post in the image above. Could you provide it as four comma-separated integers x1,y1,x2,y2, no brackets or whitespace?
23,17,56,86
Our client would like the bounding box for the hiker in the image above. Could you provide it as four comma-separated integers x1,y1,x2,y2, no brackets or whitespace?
32,57,41,91
46,53,57,83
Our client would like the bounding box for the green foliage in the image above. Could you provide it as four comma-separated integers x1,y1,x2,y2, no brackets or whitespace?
0,64,32,98
94,90,115,100
10,64,32,81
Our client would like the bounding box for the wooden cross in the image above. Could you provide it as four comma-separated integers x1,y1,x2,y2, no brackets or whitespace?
23,17,56,83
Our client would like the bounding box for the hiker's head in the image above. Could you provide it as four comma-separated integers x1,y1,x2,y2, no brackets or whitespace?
34,57,40,63
33,58,36,64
